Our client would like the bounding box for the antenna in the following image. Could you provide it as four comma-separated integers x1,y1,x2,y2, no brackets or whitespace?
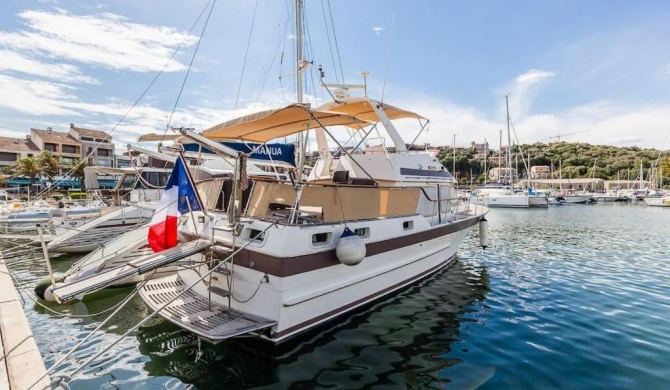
381,9,395,102
361,71,370,96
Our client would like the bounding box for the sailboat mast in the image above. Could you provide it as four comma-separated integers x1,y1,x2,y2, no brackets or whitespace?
484,138,487,186
506,95,512,186
498,129,502,183
452,134,456,182
295,0,306,173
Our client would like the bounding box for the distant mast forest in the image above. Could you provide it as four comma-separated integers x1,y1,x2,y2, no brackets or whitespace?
437,141,670,187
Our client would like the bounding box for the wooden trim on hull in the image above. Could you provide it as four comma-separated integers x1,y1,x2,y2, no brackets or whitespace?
225,215,480,278
271,251,459,341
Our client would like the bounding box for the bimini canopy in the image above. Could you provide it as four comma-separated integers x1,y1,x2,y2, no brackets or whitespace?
201,103,370,142
137,133,185,143
317,97,426,124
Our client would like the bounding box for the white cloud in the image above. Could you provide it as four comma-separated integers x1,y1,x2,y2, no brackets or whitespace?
506,69,556,120
372,27,384,36
0,74,79,116
384,84,670,150
0,50,98,84
0,9,198,72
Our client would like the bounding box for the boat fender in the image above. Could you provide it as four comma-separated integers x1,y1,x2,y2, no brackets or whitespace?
34,274,66,301
479,217,489,250
43,282,67,303
336,227,366,266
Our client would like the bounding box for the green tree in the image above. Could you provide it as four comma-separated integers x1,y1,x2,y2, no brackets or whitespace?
12,157,41,195
67,158,88,190
38,150,60,180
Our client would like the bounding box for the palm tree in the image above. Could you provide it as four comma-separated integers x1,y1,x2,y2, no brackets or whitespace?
13,157,41,195
67,158,88,190
38,150,60,180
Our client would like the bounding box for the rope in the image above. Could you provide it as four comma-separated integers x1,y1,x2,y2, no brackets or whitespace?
233,0,260,116
319,0,339,83
164,0,217,134
62,222,276,382
27,272,157,390
30,1,215,200
326,0,345,82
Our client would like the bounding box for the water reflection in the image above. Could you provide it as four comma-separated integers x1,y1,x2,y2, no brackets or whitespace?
135,259,490,389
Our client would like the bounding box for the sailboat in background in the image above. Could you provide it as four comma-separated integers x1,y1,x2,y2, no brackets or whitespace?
472,96,548,208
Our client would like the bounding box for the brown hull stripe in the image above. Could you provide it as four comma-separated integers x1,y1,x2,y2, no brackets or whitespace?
273,253,457,340
224,216,480,278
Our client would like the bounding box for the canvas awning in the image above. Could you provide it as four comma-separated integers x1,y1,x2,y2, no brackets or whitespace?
137,133,184,142
201,104,371,142
317,97,426,122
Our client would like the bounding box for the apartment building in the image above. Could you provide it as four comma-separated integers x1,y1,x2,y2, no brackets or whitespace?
30,127,81,175
470,141,489,158
530,165,551,179
488,167,517,183
68,123,115,167
0,136,40,167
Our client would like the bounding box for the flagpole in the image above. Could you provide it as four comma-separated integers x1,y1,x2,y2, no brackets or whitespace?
177,150,208,217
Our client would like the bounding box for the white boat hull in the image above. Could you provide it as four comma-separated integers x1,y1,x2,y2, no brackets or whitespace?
145,211,481,343
556,194,593,204
473,194,529,208
528,196,548,208
47,205,154,253
643,197,670,207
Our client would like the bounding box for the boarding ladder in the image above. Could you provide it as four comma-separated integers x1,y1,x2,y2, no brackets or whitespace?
52,239,211,302
137,224,276,341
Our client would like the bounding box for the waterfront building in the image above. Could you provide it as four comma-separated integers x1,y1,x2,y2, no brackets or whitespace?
530,165,551,179
0,136,40,168
518,178,605,191
30,127,81,175
489,167,517,183
115,154,132,168
68,123,115,167
470,141,489,158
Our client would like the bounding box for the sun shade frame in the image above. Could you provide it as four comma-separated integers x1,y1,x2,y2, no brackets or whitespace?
316,97,426,122
201,103,372,142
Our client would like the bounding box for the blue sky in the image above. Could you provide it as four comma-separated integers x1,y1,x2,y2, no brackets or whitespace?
1,0,670,153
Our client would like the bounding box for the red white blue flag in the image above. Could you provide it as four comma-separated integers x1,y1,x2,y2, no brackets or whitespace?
148,157,202,252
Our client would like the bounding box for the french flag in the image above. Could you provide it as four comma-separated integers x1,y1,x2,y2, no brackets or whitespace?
148,156,202,252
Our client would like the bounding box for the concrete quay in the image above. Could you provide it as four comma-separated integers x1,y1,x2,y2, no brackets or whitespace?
0,259,50,390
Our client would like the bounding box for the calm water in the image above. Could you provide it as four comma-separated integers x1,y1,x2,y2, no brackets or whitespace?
4,203,670,389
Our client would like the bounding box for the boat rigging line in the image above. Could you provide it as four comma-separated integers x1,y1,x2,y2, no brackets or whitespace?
164,0,217,136
53,223,277,387
30,0,217,201
319,0,340,83
26,272,158,390
381,9,396,102
233,0,260,117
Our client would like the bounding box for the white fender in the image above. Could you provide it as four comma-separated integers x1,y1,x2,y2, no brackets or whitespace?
43,282,65,303
336,227,366,266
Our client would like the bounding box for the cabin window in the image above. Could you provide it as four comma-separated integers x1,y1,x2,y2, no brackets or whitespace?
403,221,413,231
312,232,332,245
249,229,265,242
354,227,370,238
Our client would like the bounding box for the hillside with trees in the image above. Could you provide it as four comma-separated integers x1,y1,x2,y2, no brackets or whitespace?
438,142,670,187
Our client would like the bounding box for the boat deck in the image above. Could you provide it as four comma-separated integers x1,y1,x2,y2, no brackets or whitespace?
140,274,276,342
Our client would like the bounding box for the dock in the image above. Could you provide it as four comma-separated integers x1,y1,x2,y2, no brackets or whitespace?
0,259,50,390
0,234,52,242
